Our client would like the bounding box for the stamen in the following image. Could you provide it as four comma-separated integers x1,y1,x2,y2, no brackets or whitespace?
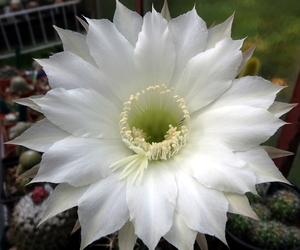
112,85,190,183
109,148,148,185
119,85,190,160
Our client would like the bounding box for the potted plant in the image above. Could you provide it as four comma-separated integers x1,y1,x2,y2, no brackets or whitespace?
226,182,300,250
1,151,80,250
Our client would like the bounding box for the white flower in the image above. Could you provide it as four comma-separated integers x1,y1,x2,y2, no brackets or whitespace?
10,1,296,250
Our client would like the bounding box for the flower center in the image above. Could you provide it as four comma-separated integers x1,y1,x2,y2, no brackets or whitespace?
119,84,190,161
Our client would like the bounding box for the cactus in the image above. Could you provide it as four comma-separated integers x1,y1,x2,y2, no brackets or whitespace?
251,203,271,221
267,189,300,224
226,213,255,240
9,122,32,140
18,150,41,174
246,183,270,204
245,192,261,204
0,65,19,79
6,184,78,250
10,76,33,94
251,221,287,250
9,122,32,156
251,221,300,250
227,203,271,241
227,184,300,250
285,226,300,250
16,150,41,189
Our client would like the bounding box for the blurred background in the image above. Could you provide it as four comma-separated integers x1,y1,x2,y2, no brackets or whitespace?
0,1,300,249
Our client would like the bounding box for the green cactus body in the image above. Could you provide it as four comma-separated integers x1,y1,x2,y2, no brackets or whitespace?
267,189,300,224
6,184,77,250
227,203,270,241
19,150,42,172
228,184,300,250
246,183,270,205
251,221,300,250
246,192,262,205
252,203,271,221
251,221,288,250
227,213,255,240
285,226,300,250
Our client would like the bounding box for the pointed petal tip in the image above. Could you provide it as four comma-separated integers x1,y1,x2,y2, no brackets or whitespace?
161,0,171,21
208,20,216,29
17,165,40,179
223,12,234,29
252,213,260,221
279,178,292,186
37,218,47,228
52,25,66,35
196,233,208,250
71,220,81,234
4,140,11,145
76,15,89,31
225,12,235,24
52,24,59,30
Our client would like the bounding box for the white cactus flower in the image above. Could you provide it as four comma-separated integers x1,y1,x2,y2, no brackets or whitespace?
10,1,295,250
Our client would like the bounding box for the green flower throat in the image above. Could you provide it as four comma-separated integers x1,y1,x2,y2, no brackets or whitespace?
120,84,190,161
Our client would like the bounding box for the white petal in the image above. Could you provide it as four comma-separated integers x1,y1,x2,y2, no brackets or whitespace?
36,52,122,108
175,38,243,113
161,0,171,21
235,147,290,184
114,0,143,46
76,16,89,31
126,161,177,250
14,95,43,113
193,106,285,151
163,211,197,250
39,183,88,225
196,234,208,250
171,165,228,244
110,149,148,186
78,174,129,250
134,9,175,89
168,8,207,81
118,221,137,250
71,220,81,234
237,45,256,75
18,164,39,179
32,137,130,186
207,76,284,110
225,192,258,219
206,14,234,50
174,142,257,194
34,88,120,139
8,118,69,152
262,146,293,159
268,101,297,118
54,26,96,66
86,18,137,102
